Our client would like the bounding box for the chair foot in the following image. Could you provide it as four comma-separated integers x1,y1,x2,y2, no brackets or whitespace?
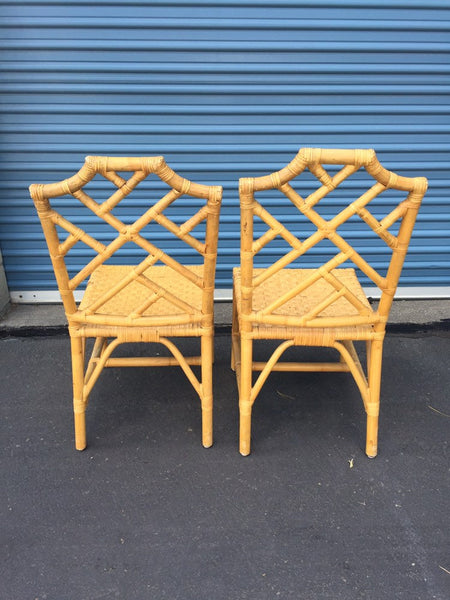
365,441,378,459
74,411,87,451
366,414,379,459
201,407,213,449
239,407,252,456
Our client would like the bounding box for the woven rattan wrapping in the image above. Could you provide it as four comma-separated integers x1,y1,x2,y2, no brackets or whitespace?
232,147,427,458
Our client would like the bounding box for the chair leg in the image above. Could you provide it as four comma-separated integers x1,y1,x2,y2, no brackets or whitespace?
239,336,253,456
366,339,383,458
365,340,372,375
231,294,238,371
201,335,214,448
70,336,87,451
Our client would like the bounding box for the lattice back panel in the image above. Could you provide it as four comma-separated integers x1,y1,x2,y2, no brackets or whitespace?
240,148,427,322
30,156,222,318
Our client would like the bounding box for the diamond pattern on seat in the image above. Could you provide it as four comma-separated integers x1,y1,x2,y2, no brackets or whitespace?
234,267,373,319
79,264,204,317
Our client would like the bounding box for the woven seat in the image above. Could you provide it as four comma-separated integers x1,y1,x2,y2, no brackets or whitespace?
79,265,204,320
30,156,222,450
232,148,427,457
234,266,373,322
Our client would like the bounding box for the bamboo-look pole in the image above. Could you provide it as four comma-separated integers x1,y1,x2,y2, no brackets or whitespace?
355,207,398,248
200,186,222,388
201,335,214,448
31,156,213,201
251,148,425,193
157,337,203,396
105,356,202,367
30,156,222,451
231,284,239,372
233,147,427,457
341,340,366,380
366,339,384,458
376,186,426,324
70,335,86,450
29,186,78,317
238,178,256,456
364,183,425,456
202,186,222,323
84,336,106,384
152,212,206,254
250,340,294,404
83,338,122,399
333,341,369,407
239,334,253,456
252,361,350,372
53,212,107,257
70,311,203,328
236,321,378,343
244,312,384,329
79,324,204,340
380,201,409,230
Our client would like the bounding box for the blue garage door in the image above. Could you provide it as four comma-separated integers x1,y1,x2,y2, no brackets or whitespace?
0,0,449,301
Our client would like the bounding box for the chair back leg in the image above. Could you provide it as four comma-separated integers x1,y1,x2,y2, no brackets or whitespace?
366,339,383,457
70,336,87,451
239,336,254,455
201,334,214,448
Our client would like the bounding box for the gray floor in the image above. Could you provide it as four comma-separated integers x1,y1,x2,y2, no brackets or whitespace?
1,332,449,599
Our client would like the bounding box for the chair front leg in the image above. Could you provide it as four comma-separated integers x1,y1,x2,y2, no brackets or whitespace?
239,335,253,456
201,334,214,448
366,338,383,458
231,290,239,371
70,335,87,451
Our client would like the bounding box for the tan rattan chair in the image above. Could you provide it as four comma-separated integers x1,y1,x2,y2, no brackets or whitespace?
232,148,427,457
30,156,222,450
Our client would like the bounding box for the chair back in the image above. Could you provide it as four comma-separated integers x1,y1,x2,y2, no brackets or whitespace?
239,148,427,329
30,156,222,325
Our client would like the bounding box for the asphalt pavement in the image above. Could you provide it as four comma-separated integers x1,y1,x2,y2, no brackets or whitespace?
1,321,449,599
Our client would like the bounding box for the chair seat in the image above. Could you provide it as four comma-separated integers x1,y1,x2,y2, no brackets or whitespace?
72,264,205,338
233,267,375,342
79,264,204,317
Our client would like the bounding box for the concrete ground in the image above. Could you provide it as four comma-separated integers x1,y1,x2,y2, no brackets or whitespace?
1,303,449,599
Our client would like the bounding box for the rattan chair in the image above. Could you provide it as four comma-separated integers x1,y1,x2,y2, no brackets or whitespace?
232,148,427,457
30,156,222,450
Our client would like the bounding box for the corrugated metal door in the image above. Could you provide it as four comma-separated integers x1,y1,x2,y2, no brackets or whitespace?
1,0,449,300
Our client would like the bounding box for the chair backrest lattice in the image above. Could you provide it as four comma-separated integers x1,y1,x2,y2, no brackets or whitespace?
239,148,427,327
30,156,222,323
